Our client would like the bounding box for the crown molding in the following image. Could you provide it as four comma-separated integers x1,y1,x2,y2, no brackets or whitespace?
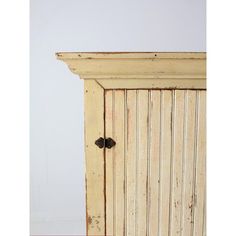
56,52,206,81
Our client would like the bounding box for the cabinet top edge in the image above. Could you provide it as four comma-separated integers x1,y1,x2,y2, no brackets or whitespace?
56,52,206,60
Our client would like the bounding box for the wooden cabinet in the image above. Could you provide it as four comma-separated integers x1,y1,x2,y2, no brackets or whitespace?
57,52,206,236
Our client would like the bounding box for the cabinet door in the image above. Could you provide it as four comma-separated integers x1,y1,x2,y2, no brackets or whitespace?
105,89,206,236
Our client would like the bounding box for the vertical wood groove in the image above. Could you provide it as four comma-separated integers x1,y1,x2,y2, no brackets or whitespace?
104,92,107,236
192,91,200,236
135,90,139,236
193,91,206,236
159,90,172,236
169,90,175,236
180,90,187,236
136,90,148,236
149,90,161,236
126,90,137,236
182,90,197,236
181,90,188,236
105,90,113,236
112,90,116,236
115,90,125,236
203,201,206,236
169,90,185,236
124,90,127,236
158,90,163,236
146,90,151,236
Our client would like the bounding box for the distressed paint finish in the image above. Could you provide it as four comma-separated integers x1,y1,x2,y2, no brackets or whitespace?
105,89,206,236
56,52,206,82
57,52,206,89
57,52,206,236
97,78,206,90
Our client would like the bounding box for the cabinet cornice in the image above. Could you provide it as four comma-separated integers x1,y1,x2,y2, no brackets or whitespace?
56,52,206,83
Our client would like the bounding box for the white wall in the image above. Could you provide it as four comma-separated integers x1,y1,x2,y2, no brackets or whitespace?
30,0,206,235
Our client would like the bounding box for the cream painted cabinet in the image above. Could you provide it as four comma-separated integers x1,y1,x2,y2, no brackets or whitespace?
57,52,206,236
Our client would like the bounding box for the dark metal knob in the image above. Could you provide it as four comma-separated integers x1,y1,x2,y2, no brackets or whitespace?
95,137,105,148
105,138,116,149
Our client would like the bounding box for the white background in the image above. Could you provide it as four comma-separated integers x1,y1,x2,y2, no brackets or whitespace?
30,0,205,234
2,0,236,236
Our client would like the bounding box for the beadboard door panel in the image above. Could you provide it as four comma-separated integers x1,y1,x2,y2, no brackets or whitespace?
105,89,206,236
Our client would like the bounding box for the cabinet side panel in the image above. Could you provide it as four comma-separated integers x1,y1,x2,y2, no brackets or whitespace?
84,80,105,236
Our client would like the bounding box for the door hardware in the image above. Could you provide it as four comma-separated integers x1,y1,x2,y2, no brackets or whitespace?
105,138,116,149
95,137,116,149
